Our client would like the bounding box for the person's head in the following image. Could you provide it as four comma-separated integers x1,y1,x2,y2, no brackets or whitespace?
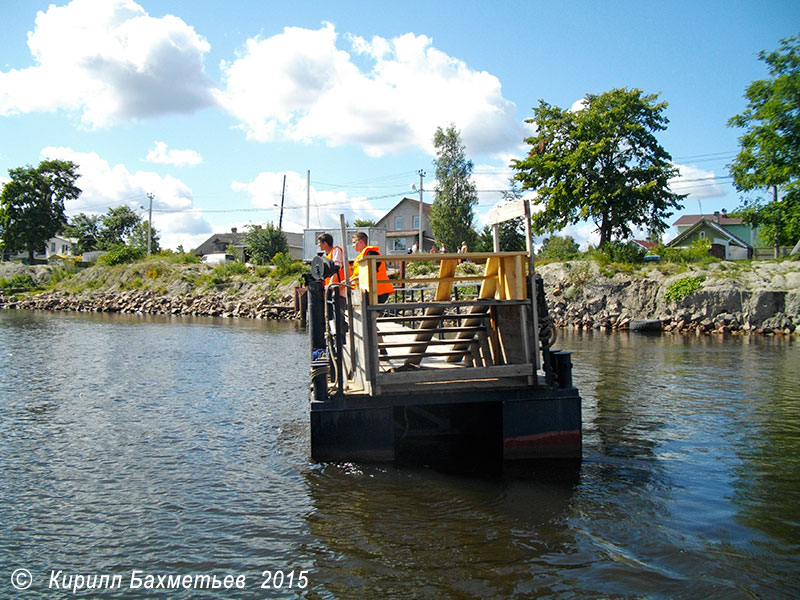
317,233,333,252
351,231,368,253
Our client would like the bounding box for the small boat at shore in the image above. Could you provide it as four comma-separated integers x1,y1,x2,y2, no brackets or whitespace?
306,206,581,473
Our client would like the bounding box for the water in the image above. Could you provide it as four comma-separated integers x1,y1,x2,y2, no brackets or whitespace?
1,311,798,599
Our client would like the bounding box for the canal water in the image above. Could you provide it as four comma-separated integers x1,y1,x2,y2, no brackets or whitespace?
1,310,798,599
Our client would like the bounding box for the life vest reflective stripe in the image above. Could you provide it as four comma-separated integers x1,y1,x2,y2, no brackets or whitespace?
352,245,394,296
323,246,344,287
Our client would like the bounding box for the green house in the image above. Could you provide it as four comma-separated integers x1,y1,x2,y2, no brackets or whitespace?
668,213,756,260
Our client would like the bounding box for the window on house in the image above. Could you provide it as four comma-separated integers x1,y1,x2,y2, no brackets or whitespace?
392,238,407,252
699,231,706,240
51,242,56,252
413,216,420,230
395,216,403,230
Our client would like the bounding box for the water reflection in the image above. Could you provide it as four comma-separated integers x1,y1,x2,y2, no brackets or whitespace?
303,464,578,598
2,312,799,599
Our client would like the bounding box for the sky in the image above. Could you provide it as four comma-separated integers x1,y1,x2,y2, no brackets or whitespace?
1,0,798,251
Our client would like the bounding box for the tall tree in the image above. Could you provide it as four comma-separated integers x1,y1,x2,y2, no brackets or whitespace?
130,220,161,253
728,35,800,255
98,205,141,248
64,212,101,253
0,159,81,262
243,223,287,265
512,88,684,247
429,124,479,252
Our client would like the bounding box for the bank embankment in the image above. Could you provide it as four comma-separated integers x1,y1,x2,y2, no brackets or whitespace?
0,259,301,320
537,259,800,335
2,258,799,334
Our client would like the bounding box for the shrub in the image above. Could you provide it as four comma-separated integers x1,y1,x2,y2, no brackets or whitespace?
159,250,200,264
98,245,145,266
271,252,306,278
407,260,437,276
664,275,706,302
590,241,645,264
0,273,36,291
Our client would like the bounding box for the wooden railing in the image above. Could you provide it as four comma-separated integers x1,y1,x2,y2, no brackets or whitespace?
341,252,541,395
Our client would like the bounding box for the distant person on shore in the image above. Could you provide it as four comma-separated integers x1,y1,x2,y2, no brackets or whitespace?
350,232,395,304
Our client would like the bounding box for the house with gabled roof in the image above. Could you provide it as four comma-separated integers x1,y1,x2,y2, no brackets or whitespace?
375,197,436,254
193,227,303,261
667,214,754,260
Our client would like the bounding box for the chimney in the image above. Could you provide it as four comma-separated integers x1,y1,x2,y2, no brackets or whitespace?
721,208,727,217
231,227,237,234
713,211,720,224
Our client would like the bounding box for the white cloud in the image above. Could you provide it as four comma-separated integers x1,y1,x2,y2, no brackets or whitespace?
145,141,203,166
232,170,384,232
570,98,588,113
0,0,215,127
216,24,525,157
669,164,726,199
40,146,212,249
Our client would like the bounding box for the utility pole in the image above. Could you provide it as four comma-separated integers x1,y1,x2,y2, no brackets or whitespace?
146,192,154,255
306,170,310,230
279,174,286,232
418,169,425,252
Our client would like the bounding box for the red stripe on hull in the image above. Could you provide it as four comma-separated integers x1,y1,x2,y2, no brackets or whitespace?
504,430,581,459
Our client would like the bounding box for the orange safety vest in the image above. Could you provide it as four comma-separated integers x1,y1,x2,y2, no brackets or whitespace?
352,245,395,296
323,246,344,287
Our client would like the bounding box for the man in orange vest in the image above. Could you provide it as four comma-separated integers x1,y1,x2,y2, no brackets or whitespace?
350,231,395,303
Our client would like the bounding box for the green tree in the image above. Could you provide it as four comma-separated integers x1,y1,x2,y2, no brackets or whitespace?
512,88,684,247
63,212,101,253
429,124,479,252
0,159,81,262
98,205,141,249
130,220,161,253
243,222,287,265
728,35,800,255
353,218,377,227
538,235,580,260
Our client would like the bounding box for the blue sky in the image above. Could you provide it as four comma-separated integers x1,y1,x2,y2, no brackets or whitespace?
1,0,797,250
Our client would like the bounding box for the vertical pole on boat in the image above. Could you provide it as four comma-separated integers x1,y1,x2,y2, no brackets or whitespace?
340,215,357,375
524,199,541,373
308,277,328,402
492,223,500,252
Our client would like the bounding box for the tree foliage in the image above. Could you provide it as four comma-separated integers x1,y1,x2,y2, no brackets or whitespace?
0,160,81,261
512,88,684,247
353,218,377,227
243,223,287,265
98,205,141,248
538,235,580,259
728,35,800,251
63,213,101,253
65,207,160,254
130,220,161,253
429,124,479,252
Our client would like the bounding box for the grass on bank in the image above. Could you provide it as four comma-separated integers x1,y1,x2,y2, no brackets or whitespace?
1,250,310,299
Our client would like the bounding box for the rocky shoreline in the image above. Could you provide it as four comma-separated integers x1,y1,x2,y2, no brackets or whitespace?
2,259,799,335
0,289,298,320
536,261,799,336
